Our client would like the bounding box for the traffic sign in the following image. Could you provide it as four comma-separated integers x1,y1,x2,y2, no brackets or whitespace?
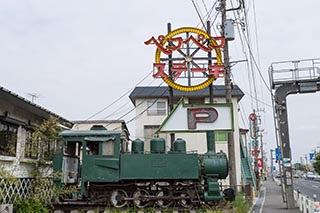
310,152,316,161
275,147,282,161
251,149,260,157
258,158,263,168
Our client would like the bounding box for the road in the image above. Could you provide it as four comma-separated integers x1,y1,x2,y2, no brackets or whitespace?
293,178,320,201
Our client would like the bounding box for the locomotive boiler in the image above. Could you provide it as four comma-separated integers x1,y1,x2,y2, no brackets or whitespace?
53,126,229,209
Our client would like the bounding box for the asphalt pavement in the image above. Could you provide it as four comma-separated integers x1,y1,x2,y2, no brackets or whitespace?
251,177,300,213
294,178,320,202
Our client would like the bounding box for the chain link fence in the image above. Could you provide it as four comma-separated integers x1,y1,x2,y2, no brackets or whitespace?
0,178,54,204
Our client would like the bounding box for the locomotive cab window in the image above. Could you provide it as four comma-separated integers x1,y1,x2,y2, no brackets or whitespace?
102,140,114,156
86,141,100,155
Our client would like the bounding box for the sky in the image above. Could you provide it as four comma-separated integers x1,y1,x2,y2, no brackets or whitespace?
0,0,319,164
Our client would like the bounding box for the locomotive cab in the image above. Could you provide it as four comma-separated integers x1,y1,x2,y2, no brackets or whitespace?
53,126,130,199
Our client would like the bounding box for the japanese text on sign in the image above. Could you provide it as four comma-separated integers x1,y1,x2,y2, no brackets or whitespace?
145,35,225,55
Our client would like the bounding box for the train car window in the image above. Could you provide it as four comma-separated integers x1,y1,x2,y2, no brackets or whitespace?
102,140,114,156
64,141,82,158
87,141,99,155
64,142,76,156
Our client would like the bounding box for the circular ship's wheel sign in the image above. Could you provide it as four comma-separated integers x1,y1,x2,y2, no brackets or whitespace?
145,27,225,92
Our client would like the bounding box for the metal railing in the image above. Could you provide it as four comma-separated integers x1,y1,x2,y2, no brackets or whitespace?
269,58,320,89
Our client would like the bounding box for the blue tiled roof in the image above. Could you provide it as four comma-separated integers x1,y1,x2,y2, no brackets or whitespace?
129,85,244,105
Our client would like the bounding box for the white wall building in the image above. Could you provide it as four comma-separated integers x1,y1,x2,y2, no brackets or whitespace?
0,86,72,178
129,85,245,187
72,119,129,132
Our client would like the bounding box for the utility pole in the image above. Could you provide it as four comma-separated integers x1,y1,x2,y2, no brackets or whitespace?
221,0,237,190
250,111,259,189
270,149,274,180
256,110,265,180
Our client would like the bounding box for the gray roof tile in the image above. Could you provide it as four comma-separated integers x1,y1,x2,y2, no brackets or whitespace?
129,85,244,105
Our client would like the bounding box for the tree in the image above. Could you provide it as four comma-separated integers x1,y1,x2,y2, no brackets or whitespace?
13,117,63,211
313,153,320,174
29,117,62,204
294,163,306,171
29,116,62,163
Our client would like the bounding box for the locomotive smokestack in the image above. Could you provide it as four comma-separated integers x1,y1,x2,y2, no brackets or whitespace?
206,131,216,154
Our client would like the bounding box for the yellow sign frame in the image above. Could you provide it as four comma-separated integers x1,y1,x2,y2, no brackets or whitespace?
154,27,223,92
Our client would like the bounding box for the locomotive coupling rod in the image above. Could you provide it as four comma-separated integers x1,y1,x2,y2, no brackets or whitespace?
124,195,189,201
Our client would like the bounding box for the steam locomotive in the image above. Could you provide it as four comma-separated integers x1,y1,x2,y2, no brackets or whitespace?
53,126,230,208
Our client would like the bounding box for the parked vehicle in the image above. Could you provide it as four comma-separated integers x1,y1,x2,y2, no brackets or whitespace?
306,172,316,180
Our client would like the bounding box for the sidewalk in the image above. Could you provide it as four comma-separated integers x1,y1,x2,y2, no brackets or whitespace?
251,178,300,213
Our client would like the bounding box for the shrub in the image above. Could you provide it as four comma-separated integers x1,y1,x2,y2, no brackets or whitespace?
13,197,49,213
230,193,250,213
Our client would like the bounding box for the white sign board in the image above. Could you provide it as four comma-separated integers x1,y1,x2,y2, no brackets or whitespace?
157,98,233,133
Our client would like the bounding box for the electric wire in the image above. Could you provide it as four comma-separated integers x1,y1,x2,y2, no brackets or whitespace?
230,1,273,111
76,70,153,126
242,4,259,110
242,4,272,95
231,1,255,109
101,78,157,120
252,0,266,106
201,0,210,16
125,86,169,125
191,0,207,30
239,102,248,128
198,0,220,35
104,81,166,130
232,73,272,108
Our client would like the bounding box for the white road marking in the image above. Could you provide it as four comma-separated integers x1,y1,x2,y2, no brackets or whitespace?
259,186,267,213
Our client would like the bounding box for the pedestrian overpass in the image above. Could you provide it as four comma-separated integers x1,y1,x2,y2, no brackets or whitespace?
269,58,320,209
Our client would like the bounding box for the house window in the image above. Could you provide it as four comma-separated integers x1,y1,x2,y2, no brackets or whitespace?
0,122,18,157
147,100,166,116
144,125,167,151
25,131,61,160
25,131,38,159
188,98,205,104
215,131,227,142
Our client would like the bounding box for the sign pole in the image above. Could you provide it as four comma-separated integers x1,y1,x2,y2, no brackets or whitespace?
167,23,175,150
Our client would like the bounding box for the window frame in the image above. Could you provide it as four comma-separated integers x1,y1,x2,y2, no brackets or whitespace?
0,121,18,157
147,100,167,116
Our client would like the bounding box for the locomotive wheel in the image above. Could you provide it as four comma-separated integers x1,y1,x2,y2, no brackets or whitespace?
155,190,173,208
110,189,128,208
179,192,192,208
133,189,150,208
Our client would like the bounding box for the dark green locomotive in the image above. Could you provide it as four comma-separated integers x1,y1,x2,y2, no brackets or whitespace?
53,126,229,208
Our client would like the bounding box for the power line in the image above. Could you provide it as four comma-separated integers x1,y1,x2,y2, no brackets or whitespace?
104,81,166,129
126,86,169,125
201,0,210,16
230,1,255,110
243,6,259,110
239,102,248,128
198,0,220,35
191,0,207,30
101,78,157,120
241,3,272,95
77,70,153,124
232,73,272,108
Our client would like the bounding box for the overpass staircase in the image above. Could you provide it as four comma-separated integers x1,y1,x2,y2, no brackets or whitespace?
240,136,256,189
